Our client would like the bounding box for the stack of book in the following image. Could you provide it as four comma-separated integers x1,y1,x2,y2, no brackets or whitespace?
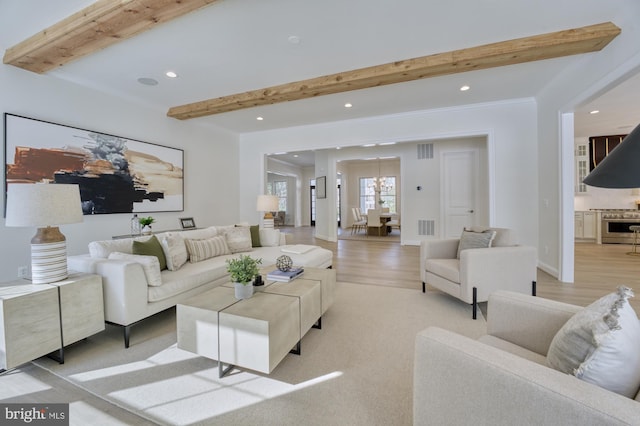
266,267,304,282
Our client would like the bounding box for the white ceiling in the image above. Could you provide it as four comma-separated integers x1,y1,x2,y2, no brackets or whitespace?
2,0,639,150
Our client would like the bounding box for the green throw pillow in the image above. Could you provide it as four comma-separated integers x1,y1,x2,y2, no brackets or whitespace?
250,225,261,247
132,235,167,270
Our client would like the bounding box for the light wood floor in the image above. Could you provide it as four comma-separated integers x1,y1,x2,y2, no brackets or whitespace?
281,226,640,312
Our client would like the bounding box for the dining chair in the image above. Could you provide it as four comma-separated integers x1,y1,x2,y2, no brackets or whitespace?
351,208,366,235
387,214,400,232
366,209,384,236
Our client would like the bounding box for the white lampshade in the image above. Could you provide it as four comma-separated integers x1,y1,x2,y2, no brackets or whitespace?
6,183,83,227
256,194,279,212
5,183,83,284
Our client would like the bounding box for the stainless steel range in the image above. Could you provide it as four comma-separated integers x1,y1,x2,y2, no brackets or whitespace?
600,209,640,244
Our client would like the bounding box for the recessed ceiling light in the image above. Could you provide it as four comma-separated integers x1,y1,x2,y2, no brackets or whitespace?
379,142,396,146
344,103,353,108
362,143,376,147
460,85,470,91
137,77,158,86
288,35,300,44
165,71,178,78
293,154,299,158
257,116,264,121
336,147,341,150
590,110,600,114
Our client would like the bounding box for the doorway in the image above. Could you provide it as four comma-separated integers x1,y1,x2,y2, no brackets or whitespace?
441,150,479,237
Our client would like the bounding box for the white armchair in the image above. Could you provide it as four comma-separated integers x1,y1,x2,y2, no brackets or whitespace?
420,228,537,319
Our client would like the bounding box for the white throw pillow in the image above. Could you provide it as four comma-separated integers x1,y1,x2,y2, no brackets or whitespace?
259,229,281,247
108,252,163,287
160,232,188,271
546,286,640,398
89,237,149,258
184,236,230,262
456,229,496,259
224,227,253,253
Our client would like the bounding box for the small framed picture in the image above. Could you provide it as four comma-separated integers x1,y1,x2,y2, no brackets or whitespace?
316,176,326,199
180,217,196,229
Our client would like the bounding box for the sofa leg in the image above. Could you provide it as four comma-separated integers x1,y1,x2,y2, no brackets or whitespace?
532,280,537,296
422,282,425,293
124,325,131,348
472,287,477,320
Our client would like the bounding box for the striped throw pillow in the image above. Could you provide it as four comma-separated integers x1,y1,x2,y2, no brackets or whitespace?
185,236,231,263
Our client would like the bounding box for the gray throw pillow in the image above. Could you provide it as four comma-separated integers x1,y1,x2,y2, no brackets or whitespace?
456,229,496,259
546,286,640,398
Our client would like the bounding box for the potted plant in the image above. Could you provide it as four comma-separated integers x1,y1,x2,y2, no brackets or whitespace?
226,254,263,299
138,216,155,234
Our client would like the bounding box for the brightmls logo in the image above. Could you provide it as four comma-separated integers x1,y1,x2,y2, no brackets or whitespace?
1,404,68,425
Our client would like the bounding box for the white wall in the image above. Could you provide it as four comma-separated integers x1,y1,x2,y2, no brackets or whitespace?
0,65,240,282
239,99,538,247
536,2,640,281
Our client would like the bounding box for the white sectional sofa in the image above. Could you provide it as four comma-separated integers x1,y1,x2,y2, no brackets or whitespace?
68,225,333,347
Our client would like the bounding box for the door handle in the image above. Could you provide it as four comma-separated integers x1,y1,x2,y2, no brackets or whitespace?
468,210,474,213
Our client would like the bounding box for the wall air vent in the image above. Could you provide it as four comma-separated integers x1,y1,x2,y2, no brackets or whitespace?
418,219,435,236
417,143,434,160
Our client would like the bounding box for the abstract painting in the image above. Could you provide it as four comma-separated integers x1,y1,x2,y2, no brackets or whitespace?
4,114,184,215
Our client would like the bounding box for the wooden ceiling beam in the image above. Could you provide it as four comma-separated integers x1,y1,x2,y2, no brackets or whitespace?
3,0,219,73
167,22,620,120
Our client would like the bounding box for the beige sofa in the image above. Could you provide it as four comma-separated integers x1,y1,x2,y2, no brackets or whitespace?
420,227,537,318
414,291,640,425
68,225,333,347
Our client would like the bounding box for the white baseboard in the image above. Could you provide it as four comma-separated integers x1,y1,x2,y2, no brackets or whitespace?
537,261,560,281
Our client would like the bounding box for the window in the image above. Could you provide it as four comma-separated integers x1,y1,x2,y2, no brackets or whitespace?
359,177,376,213
267,180,287,211
360,176,396,213
379,176,396,213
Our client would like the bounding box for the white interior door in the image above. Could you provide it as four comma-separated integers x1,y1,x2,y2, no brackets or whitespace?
442,150,478,237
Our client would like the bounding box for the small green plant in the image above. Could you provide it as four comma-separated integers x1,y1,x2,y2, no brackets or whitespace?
226,255,262,285
138,216,155,226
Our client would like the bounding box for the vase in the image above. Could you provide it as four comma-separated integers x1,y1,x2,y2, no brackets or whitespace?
234,282,254,299
141,225,152,235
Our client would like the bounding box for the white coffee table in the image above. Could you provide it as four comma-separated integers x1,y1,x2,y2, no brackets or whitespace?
177,266,335,377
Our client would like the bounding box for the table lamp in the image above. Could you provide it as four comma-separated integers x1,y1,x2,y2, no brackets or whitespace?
583,122,640,188
5,183,83,284
256,195,279,228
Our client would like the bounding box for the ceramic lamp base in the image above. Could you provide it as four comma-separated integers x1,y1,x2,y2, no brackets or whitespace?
30,226,68,284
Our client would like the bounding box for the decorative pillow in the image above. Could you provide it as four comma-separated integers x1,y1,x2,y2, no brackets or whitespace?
224,227,253,253
132,235,167,270
88,237,144,258
456,229,496,259
185,236,230,262
108,252,162,287
546,286,640,398
249,225,261,247
160,232,188,271
259,229,281,247
179,227,217,240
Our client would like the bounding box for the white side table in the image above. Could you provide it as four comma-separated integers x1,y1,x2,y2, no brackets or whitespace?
0,273,104,372
49,272,105,346
0,282,61,371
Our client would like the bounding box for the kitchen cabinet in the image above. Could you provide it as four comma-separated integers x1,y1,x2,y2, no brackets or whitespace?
575,143,588,193
575,211,596,240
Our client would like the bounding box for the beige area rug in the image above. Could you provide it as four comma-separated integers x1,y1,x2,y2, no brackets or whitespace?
31,283,486,426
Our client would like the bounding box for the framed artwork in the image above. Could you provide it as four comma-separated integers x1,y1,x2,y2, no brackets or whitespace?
180,217,196,229
4,113,184,215
316,176,326,199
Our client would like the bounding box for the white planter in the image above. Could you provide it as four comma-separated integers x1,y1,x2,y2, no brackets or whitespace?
141,225,153,235
234,282,254,299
